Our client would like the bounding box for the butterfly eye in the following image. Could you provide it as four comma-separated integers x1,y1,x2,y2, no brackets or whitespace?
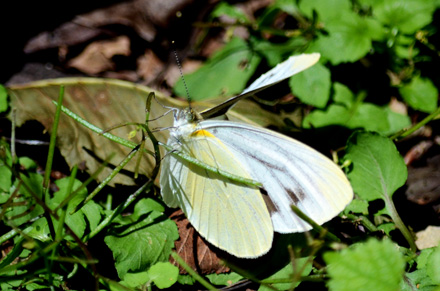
183,110,195,122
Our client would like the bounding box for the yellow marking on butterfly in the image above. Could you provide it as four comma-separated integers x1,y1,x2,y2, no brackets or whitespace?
191,130,216,138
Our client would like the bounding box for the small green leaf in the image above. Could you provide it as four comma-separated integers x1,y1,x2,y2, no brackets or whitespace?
344,199,369,215
290,62,331,108
373,0,436,34
147,262,179,289
0,85,8,113
206,272,243,287
399,76,438,113
259,258,313,291
324,239,405,291
344,132,408,204
173,37,261,101
333,83,354,107
211,2,250,24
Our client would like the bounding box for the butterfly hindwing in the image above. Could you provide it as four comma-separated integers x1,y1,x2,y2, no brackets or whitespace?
160,128,274,258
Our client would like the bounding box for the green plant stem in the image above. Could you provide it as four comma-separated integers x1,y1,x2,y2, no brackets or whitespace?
390,106,440,140
44,87,64,193
71,148,139,214
290,205,340,242
383,195,417,252
171,252,218,290
53,101,147,153
345,214,378,232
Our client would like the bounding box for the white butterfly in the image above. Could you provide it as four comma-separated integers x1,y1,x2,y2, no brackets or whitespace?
159,53,353,258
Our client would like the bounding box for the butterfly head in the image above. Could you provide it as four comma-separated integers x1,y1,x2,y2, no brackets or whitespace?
174,108,203,127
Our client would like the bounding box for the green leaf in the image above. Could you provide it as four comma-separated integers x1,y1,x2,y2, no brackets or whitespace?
344,132,407,207
121,271,149,288
333,83,355,107
147,262,179,289
427,245,440,284
303,103,410,135
344,199,369,215
211,2,250,24
206,272,243,287
299,0,351,22
324,239,405,291
0,144,12,193
173,37,261,101
104,199,179,278
310,13,384,64
259,258,313,291
373,0,436,34
48,178,88,238
402,269,437,291
289,62,331,108
399,76,438,113
0,85,8,113
254,38,308,67
7,173,44,226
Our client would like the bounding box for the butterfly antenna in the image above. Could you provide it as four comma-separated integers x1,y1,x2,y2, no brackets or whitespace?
172,42,192,110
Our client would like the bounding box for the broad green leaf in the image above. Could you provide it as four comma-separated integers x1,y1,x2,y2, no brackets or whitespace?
0,85,8,113
399,76,438,113
324,239,405,291
303,103,410,135
259,258,313,291
310,13,384,64
206,272,243,286
344,132,408,210
173,37,261,101
298,0,351,22
147,262,179,289
290,62,331,108
373,0,436,34
104,199,178,278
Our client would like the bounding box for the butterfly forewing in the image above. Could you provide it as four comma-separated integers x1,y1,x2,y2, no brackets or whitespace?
160,127,274,258
197,120,354,233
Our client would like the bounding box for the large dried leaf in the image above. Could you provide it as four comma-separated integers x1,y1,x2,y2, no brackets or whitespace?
8,78,182,185
8,77,285,186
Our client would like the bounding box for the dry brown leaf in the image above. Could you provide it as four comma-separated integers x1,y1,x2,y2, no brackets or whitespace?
406,155,440,205
137,50,166,83
24,0,195,54
170,210,230,274
8,77,183,186
416,225,440,249
67,36,131,75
